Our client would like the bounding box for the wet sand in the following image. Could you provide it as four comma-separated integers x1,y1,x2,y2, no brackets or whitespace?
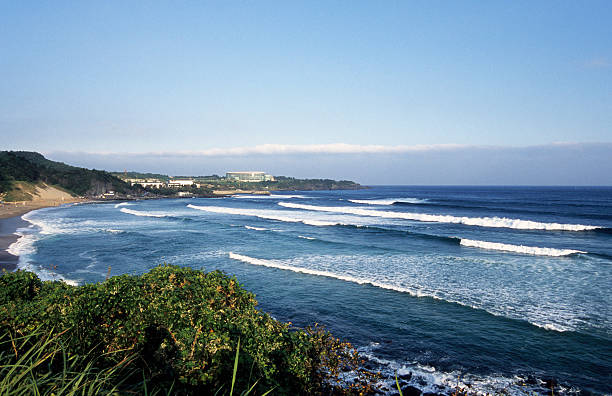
0,215,29,272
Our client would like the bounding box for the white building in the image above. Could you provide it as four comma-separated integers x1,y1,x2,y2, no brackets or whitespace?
226,172,274,182
126,179,164,188
168,179,195,188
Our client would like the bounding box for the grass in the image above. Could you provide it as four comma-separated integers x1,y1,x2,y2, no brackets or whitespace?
3,181,38,202
0,330,276,396
0,328,139,395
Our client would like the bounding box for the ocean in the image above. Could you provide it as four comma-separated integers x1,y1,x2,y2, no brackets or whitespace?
8,186,612,395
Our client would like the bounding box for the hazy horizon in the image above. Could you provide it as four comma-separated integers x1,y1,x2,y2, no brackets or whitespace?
32,142,610,186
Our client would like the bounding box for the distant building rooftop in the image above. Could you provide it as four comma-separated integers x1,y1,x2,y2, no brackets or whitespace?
226,172,274,182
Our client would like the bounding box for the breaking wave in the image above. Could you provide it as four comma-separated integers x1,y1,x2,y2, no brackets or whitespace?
187,204,339,226
460,239,585,257
229,252,450,299
358,343,572,396
114,202,133,208
233,194,309,199
228,252,576,333
119,208,168,218
278,202,601,231
348,198,427,205
245,225,267,231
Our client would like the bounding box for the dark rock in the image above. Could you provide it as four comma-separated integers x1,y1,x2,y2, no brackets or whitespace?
398,372,413,382
362,360,378,370
543,377,558,389
401,385,422,396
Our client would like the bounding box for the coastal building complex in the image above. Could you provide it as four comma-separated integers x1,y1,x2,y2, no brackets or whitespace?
125,179,165,188
167,179,196,188
226,172,275,182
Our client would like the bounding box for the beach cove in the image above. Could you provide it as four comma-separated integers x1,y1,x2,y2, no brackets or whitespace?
0,184,89,271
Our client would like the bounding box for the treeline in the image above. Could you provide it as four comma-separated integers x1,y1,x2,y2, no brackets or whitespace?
0,151,137,197
267,176,361,191
110,171,170,182
193,176,361,191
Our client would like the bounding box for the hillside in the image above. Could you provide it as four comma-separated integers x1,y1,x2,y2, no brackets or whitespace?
0,151,137,199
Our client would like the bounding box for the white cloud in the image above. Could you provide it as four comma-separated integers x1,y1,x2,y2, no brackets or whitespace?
48,143,472,157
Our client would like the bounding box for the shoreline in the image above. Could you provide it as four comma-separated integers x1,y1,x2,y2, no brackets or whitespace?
0,215,29,272
0,198,90,272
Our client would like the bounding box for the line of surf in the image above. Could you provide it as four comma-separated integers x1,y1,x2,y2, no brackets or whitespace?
8,213,80,286
459,239,585,257
229,252,442,299
114,202,133,208
278,202,601,232
119,208,168,218
245,225,268,231
187,204,338,226
348,198,427,205
232,194,309,199
228,252,573,333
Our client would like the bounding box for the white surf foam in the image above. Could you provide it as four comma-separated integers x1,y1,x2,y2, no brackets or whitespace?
7,232,36,256
278,202,600,231
348,198,427,205
228,252,434,298
187,204,339,226
232,194,308,199
105,229,125,234
245,225,268,231
298,235,316,240
460,239,585,257
359,343,546,396
119,208,168,218
19,262,80,286
228,252,586,333
114,202,133,208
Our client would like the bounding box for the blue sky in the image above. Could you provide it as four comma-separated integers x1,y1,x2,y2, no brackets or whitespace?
1,1,611,184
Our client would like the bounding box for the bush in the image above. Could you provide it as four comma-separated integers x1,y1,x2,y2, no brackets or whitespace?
0,265,377,395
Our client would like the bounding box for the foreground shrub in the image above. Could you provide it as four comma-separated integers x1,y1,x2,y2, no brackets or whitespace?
0,265,377,394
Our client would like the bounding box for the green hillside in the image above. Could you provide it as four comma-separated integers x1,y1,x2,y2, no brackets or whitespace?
0,151,137,198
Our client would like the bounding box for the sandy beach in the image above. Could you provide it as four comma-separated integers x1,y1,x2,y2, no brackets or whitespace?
0,185,88,271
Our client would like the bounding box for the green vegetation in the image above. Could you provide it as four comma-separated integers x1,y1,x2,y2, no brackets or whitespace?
263,176,361,191
0,265,378,394
2,181,38,202
0,151,138,199
192,176,361,192
110,171,170,182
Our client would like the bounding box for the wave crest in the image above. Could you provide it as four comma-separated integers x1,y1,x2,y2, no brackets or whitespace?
278,202,600,231
119,208,168,218
187,204,339,226
348,198,427,205
459,239,585,256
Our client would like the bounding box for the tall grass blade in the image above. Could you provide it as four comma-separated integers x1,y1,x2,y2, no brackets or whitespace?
230,337,240,396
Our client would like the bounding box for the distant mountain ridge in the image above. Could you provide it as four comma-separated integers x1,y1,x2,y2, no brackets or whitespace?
0,151,135,198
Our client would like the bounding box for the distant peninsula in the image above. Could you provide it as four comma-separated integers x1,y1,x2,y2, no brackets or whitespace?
0,151,362,204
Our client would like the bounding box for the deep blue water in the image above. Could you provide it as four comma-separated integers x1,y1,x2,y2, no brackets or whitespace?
10,186,612,394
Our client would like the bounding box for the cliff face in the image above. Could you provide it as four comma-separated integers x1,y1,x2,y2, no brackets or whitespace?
87,179,118,196
0,151,138,198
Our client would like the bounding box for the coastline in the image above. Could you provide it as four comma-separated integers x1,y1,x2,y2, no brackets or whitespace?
0,215,28,272
0,198,89,272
